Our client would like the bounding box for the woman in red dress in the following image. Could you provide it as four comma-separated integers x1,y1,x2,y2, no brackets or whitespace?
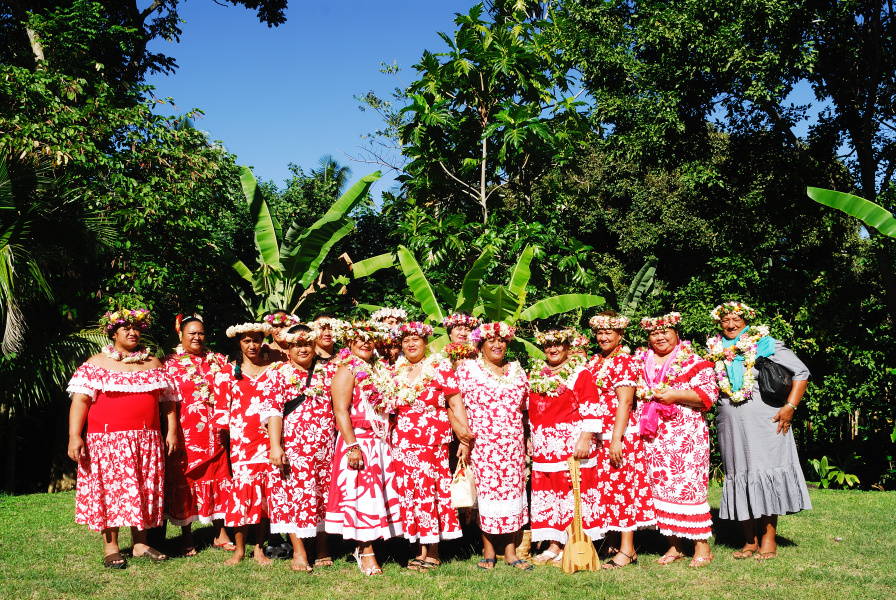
382,322,475,571
162,315,234,555
325,321,401,576
217,321,291,566
67,307,177,568
586,311,656,569
267,324,338,572
634,312,718,568
527,327,602,567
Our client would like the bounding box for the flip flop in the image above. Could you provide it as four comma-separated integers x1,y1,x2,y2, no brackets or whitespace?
477,558,496,571
688,555,715,568
507,559,534,571
103,552,127,569
755,551,777,561
290,559,313,573
135,547,168,562
657,552,686,565
213,541,237,552
179,547,198,557
313,557,333,568
420,559,441,570
407,558,426,571
733,548,757,559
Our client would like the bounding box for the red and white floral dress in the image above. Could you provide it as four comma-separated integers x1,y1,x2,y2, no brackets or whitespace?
587,349,657,533
162,349,232,526
268,360,337,537
527,359,603,544
634,342,718,539
67,363,177,532
216,363,291,527
389,356,463,544
325,353,402,541
455,359,529,534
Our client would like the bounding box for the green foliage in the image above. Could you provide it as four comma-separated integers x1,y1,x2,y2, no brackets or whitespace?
809,455,861,490
808,187,896,238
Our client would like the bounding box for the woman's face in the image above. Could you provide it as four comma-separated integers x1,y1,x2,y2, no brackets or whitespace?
113,324,140,351
544,341,570,367
401,335,427,363
271,312,289,344
288,340,315,368
350,338,375,362
180,321,205,354
314,320,334,349
648,327,679,355
240,332,264,362
449,325,472,344
720,314,747,340
481,337,508,364
595,329,623,354
383,316,399,328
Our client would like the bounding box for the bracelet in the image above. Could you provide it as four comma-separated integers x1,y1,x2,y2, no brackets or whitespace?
786,402,798,410
345,443,361,454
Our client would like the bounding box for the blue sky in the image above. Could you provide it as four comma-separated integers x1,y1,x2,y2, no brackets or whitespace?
146,1,479,196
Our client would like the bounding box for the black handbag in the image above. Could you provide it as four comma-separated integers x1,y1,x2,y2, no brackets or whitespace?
282,356,318,418
754,355,793,402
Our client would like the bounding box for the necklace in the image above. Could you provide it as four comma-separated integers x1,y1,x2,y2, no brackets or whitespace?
587,345,631,389
375,355,442,412
634,341,695,401
705,325,769,403
175,345,223,405
477,357,523,387
528,356,585,396
104,344,150,364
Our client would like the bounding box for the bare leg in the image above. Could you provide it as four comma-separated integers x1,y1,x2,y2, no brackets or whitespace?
605,531,637,567
253,522,272,566
212,519,233,547
102,528,123,564
225,526,247,565
664,535,685,559
757,515,778,558
132,527,167,559
479,532,497,569
180,525,196,555
357,541,380,573
734,518,760,558
425,543,440,563
502,533,527,568
288,534,311,571
314,532,332,566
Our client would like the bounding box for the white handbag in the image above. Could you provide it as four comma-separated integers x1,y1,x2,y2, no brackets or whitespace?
450,457,477,508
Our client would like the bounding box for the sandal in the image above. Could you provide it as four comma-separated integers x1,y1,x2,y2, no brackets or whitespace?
733,548,757,560
603,550,638,569
420,558,441,570
532,550,560,565
213,541,237,552
657,552,686,565
103,552,127,569
688,555,715,568
134,547,168,562
477,558,497,571
407,558,426,571
507,559,534,571
290,559,313,573
755,551,777,561
179,546,198,557
314,556,333,568
352,548,382,576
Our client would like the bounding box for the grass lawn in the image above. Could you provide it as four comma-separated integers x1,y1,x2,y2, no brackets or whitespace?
1,488,894,600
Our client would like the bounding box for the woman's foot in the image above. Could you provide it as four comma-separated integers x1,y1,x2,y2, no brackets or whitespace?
603,550,637,569
477,557,497,570
224,549,244,566
290,558,313,572
352,548,382,576
657,551,686,565
314,556,334,568
532,547,562,565
103,552,127,569
132,545,168,562
253,545,272,566
688,554,715,568
755,551,777,561
179,546,198,557
733,545,759,559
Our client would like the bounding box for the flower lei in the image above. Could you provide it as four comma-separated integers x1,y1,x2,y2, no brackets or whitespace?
533,328,576,346
281,329,317,344
634,341,695,401
334,346,386,421
571,334,591,348
471,322,515,343
264,313,299,327
639,312,681,332
710,301,756,322
441,313,480,330
374,354,444,413
528,355,585,397
226,322,272,338
175,345,224,405
589,314,630,331
390,321,434,341
104,344,151,364
444,342,479,361
705,325,769,403
587,345,632,389
476,357,525,387
100,308,152,333
276,361,328,401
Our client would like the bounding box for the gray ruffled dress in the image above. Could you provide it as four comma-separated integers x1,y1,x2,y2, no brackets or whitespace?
716,340,813,520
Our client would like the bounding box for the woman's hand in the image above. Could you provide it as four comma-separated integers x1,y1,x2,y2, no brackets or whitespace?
456,428,475,447
773,405,795,435
67,435,86,462
347,447,364,470
608,439,624,468
573,432,592,459
165,431,179,456
652,388,679,406
269,444,287,468
457,442,471,462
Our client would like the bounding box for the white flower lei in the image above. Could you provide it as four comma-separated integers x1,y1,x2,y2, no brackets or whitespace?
104,344,150,364
586,345,632,389
374,354,445,412
528,355,585,397
276,361,328,401
476,357,525,387
705,325,769,404
175,345,224,406
226,322,272,338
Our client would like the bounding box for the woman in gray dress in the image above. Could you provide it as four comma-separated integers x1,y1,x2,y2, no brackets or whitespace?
706,302,812,561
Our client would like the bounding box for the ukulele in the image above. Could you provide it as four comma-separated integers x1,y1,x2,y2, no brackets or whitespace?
561,456,600,573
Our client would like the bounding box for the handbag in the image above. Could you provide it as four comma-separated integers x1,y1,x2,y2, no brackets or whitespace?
450,456,477,508
282,356,318,418
754,355,793,403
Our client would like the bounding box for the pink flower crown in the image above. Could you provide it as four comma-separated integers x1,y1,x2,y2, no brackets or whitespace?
264,313,299,327
441,313,480,330
390,321,434,341
100,308,152,333
470,322,516,343
571,334,591,348
589,314,631,331
639,312,681,332
710,302,756,322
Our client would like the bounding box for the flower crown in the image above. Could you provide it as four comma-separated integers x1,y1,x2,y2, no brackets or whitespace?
390,321,434,341
441,313,480,330
470,322,516,343
711,301,756,322
281,327,318,344
312,317,348,333
572,334,591,348
225,322,272,338
533,328,576,346
336,320,391,343
174,313,202,335
589,314,631,331
264,313,299,327
100,308,152,333
370,307,407,323
639,312,681,332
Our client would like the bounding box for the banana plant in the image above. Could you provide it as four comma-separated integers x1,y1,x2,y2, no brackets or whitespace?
807,187,896,237
223,166,382,318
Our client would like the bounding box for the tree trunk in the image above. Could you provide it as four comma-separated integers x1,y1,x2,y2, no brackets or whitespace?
479,137,488,223
10,1,45,69
1,404,17,493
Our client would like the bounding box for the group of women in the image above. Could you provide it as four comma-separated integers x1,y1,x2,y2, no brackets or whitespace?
67,300,812,573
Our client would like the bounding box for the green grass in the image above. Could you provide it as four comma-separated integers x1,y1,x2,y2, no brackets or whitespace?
1,488,894,599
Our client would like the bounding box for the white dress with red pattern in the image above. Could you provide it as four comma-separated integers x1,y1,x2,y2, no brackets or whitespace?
455,359,529,535
268,360,337,537
216,363,291,527
67,363,177,532
635,343,718,539
390,358,463,544
587,350,657,533
527,362,603,543
325,357,402,542
162,351,232,526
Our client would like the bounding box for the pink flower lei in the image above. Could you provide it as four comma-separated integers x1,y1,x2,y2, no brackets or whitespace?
265,313,299,327
175,345,225,406
470,322,515,343
444,342,479,361
634,340,695,401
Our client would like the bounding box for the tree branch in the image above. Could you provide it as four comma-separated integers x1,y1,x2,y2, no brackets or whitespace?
438,160,480,199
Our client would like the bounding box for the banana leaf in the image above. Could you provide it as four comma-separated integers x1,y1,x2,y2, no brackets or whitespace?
240,166,282,269
807,187,896,237
456,247,494,312
352,252,395,279
428,334,450,353
434,284,458,308
397,245,445,322
512,336,544,360
518,293,605,322
621,258,657,317
219,248,254,284
479,284,522,323
507,243,534,298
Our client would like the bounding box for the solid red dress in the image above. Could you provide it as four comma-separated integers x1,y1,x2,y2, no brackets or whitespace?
216,363,291,527
586,350,657,533
527,362,603,544
67,363,176,532
268,360,337,538
390,357,463,544
162,350,232,526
